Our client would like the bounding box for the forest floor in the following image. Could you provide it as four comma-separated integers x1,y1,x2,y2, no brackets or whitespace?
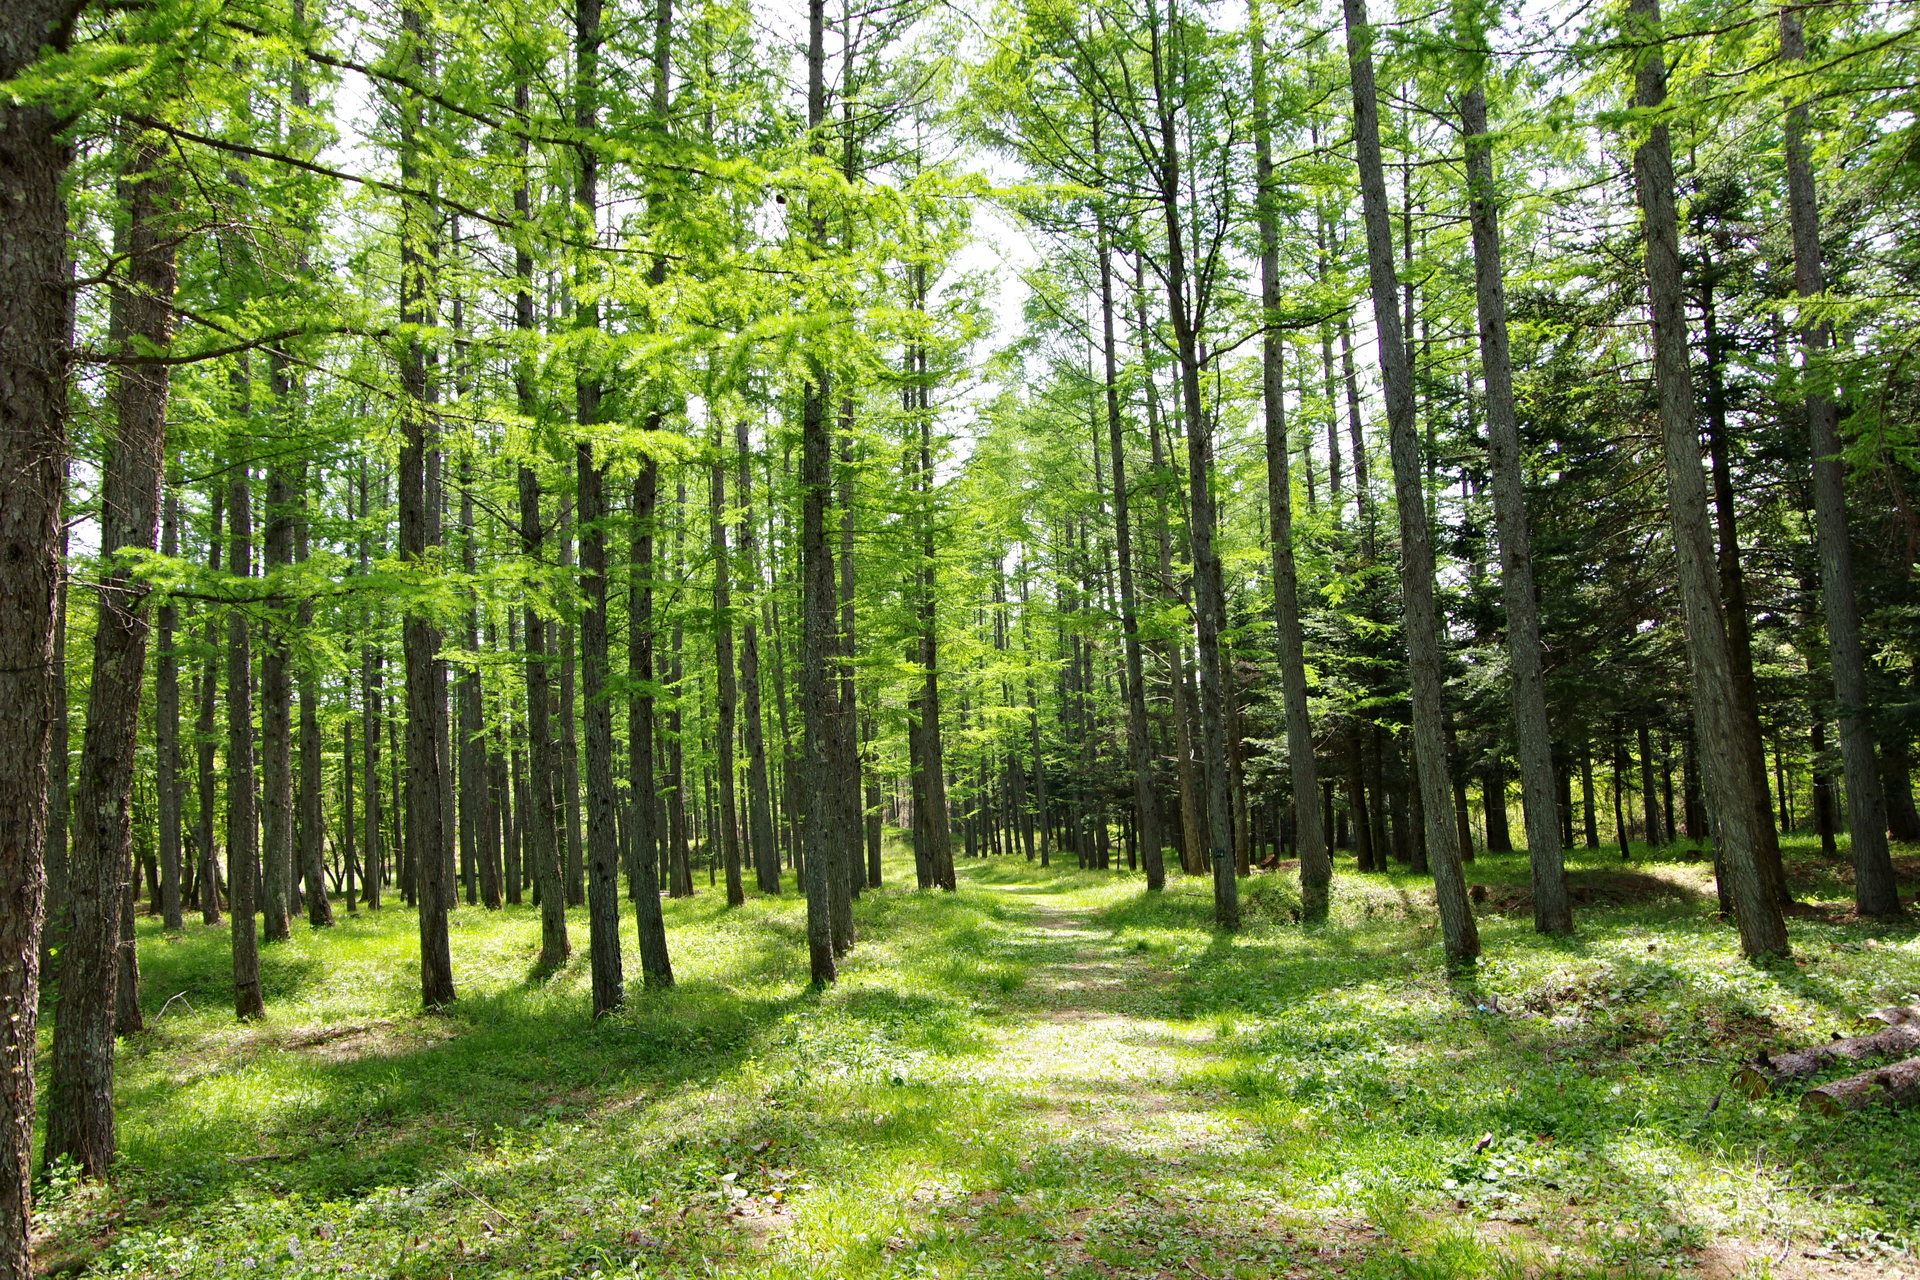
31,838,1920,1279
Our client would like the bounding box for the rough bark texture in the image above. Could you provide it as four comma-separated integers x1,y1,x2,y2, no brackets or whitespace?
1737,1024,1920,1094
0,8,71,1253
1343,0,1479,963
574,0,624,1019
627,455,673,986
1779,7,1901,919
1802,1057,1920,1116
799,0,838,986
735,421,780,895
399,0,456,1008
1460,84,1572,936
46,136,178,1180
1627,0,1788,959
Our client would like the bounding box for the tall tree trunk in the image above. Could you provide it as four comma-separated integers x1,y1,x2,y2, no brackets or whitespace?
1701,262,1788,901
735,420,780,894
619,0,674,988
0,11,74,1261
45,135,176,1178
1252,4,1329,918
558,502,584,906
1626,0,1788,959
1147,0,1236,927
197,490,226,924
1460,83,1572,934
457,467,494,909
1638,721,1663,847
227,444,266,1021
832,405,864,926
156,482,184,931
907,281,956,894
1343,0,1479,963
297,467,332,926
1780,6,1901,918
627,455,673,985
357,463,384,912
399,1,456,1007
712,422,745,907
520,469,570,968
799,0,838,985
574,0,625,1018
259,382,295,942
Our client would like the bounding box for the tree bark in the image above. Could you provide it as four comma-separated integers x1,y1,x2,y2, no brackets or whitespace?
712,422,745,907
735,420,780,894
1148,0,1237,929
196,490,226,924
574,0,625,1019
1460,84,1571,934
1779,5,1901,918
1343,0,1479,963
798,0,839,985
1626,0,1787,959
156,482,184,931
45,134,176,1179
627,455,673,985
227,445,266,1021
399,0,456,1007
1252,4,1329,919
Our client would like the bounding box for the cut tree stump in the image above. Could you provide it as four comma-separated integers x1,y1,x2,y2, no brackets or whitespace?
1735,1023,1920,1096
1802,1055,1920,1115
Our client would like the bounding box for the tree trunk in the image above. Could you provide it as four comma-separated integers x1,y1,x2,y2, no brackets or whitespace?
712,422,745,907
627,455,673,986
1627,0,1788,959
259,386,295,942
1343,0,1479,963
227,446,266,1022
735,421,780,894
1779,6,1901,918
799,0,837,986
156,482,184,931
1460,84,1571,934
574,0,625,1019
197,490,226,924
45,134,176,1179
357,464,384,912
399,0,456,1007
1252,5,1329,919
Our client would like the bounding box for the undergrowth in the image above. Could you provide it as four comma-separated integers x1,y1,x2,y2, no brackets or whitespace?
30,838,1920,1279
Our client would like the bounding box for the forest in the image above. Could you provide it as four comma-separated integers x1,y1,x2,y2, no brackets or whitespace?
2,0,1919,1274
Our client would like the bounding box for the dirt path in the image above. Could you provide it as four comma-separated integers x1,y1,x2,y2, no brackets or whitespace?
973,892,1254,1168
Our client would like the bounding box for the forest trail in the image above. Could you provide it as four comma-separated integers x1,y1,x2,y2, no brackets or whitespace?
975,888,1252,1163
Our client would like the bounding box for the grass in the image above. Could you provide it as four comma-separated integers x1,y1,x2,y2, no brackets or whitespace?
31,837,1920,1279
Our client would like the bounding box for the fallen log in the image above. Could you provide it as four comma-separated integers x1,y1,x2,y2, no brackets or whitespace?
1802,1055,1920,1116
1734,1023,1920,1096
1864,1005,1920,1029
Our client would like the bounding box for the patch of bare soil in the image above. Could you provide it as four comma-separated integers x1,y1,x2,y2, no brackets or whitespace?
1692,1237,1920,1280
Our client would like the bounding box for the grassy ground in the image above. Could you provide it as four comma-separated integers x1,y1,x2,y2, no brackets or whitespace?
32,838,1920,1279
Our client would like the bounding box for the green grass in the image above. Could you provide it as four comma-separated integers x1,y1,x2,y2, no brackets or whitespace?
32,839,1920,1279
